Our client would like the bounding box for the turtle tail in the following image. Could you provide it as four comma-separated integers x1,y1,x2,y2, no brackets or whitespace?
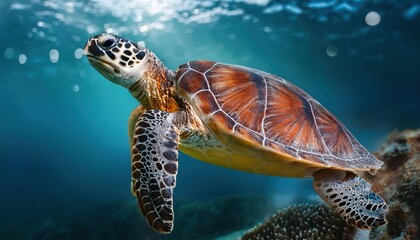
313,169,388,229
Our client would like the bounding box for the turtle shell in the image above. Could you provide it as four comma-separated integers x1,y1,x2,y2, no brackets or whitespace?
175,60,382,173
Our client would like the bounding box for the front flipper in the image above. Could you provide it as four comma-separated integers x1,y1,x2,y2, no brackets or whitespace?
313,170,388,229
131,110,179,233
128,105,145,147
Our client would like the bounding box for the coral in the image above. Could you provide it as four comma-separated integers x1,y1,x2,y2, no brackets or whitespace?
370,129,420,240
241,129,420,240
241,203,355,240
4,130,418,240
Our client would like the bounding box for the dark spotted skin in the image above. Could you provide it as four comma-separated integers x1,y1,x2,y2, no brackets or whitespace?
314,170,388,229
136,51,145,60
105,51,116,60
131,110,179,234
86,33,146,72
87,39,104,57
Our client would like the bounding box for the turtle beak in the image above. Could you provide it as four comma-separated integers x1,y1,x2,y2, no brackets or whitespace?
83,35,105,58
84,35,122,84
83,38,92,56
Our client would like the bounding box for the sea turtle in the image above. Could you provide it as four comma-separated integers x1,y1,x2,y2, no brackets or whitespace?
84,33,388,233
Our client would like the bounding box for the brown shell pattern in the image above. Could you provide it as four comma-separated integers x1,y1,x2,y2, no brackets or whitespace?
175,61,383,169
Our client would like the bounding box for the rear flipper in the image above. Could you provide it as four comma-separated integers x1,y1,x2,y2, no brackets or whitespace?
313,170,388,229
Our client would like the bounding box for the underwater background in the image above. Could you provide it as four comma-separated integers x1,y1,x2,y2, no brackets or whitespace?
0,0,419,239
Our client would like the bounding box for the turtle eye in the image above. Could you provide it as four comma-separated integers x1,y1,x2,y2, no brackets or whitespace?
98,34,118,50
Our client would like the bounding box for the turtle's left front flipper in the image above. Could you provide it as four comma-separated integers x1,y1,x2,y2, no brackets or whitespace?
131,110,179,234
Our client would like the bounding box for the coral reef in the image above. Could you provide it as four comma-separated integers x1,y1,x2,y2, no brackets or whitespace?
241,129,420,240
241,203,356,240
370,129,420,240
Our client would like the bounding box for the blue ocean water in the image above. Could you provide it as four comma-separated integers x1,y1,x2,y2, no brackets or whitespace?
0,0,419,239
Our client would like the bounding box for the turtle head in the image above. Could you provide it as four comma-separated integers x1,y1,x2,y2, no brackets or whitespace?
84,33,180,111
84,33,149,89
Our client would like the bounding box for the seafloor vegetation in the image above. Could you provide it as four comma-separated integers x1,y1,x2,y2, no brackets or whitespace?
2,129,418,239
242,203,355,240
369,129,419,240
1,195,283,240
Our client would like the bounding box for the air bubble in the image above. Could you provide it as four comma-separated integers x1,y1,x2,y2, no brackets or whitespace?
263,26,272,33
106,27,114,33
137,41,146,47
139,25,149,33
37,21,45,27
19,54,27,64
365,11,381,26
73,84,80,92
49,49,59,63
74,48,84,59
86,25,96,34
4,48,14,59
326,45,338,57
